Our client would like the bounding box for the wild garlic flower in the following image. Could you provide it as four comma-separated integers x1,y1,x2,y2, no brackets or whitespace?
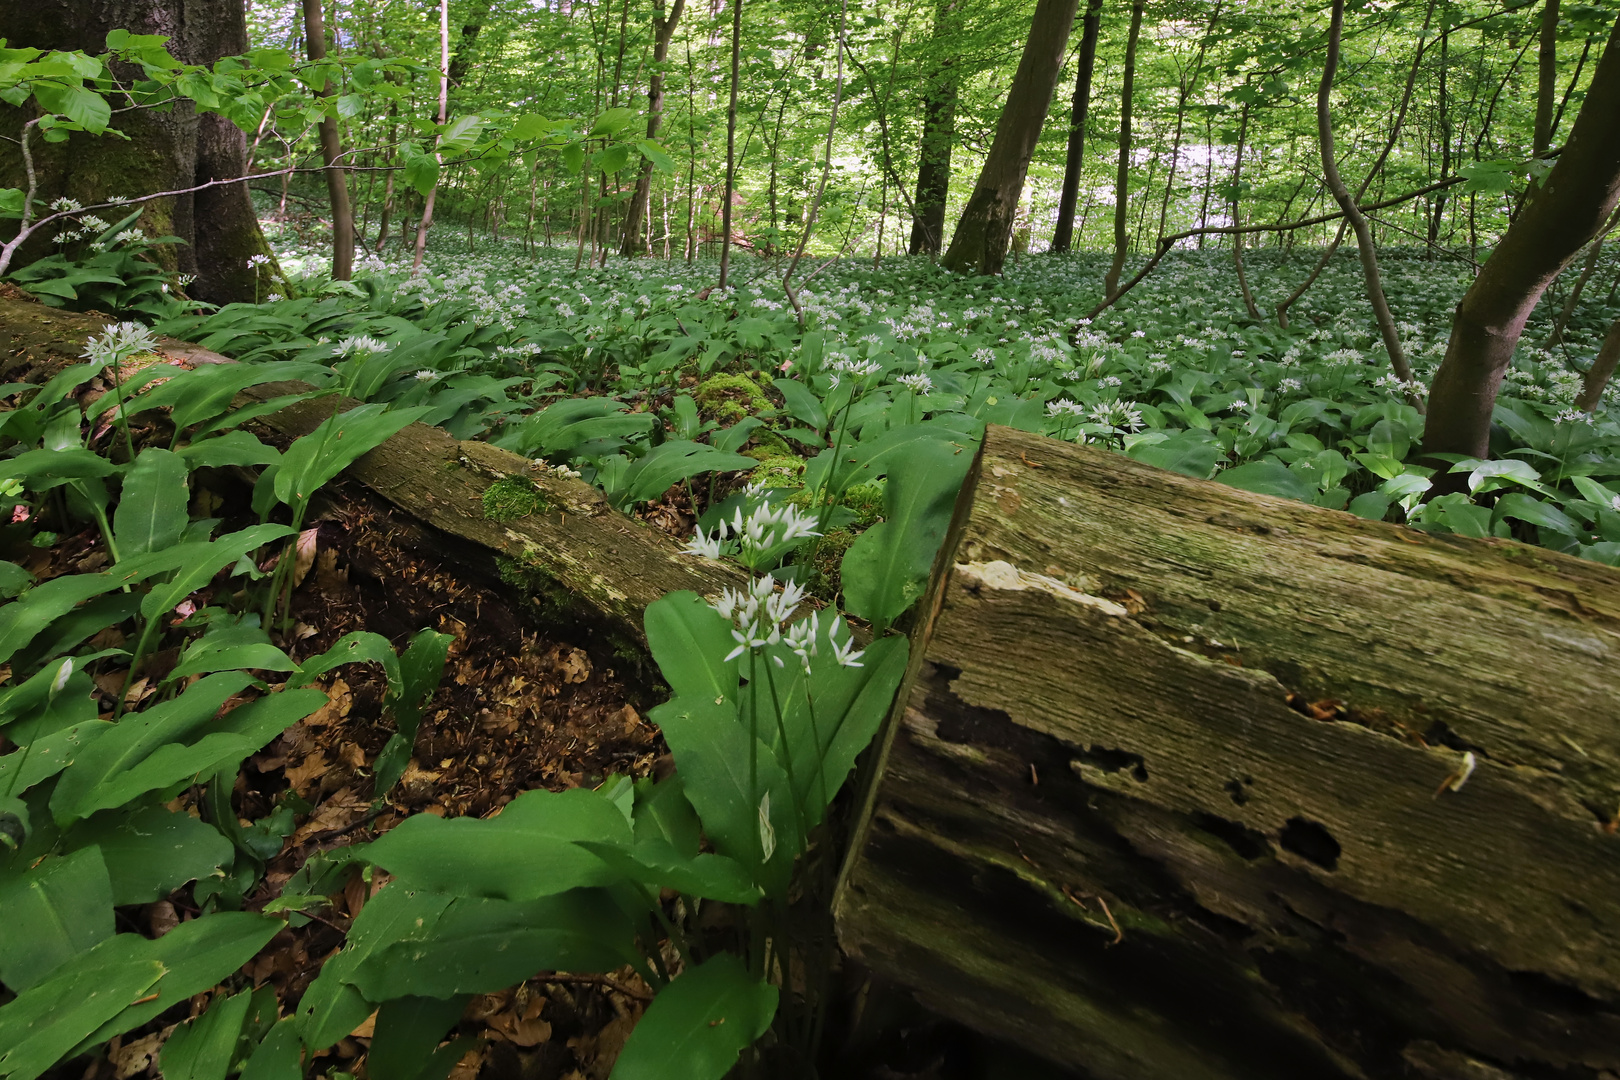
338,335,388,356
712,575,809,660
1046,398,1084,418
247,253,271,268
1555,409,1594,425
895,372,933,395
1089,400,1145,432
82,321,158,365
414,370,440,381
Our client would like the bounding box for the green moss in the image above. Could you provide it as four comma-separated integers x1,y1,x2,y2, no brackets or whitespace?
696,372,772,423
804,529,856,603
482,476,550,523
495,552,572,619
748,453,805,489
841,482,886,527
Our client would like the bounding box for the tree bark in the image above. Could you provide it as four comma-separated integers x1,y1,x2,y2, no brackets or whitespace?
1317,0,1418,395
908,0,962,258
718,0,742,288
1543,205,1620,348
0,0,278,305
302,0,355,281
1103,0,1144,297
1575,316,1620,411
836,423,1620,1080
621,0,688,256
1534,0,1560,156
940,0,1082,275
1424,17,1620,463
1050,0,1104,255
413,0,452,277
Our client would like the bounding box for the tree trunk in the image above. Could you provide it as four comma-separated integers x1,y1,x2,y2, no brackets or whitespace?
1575,316,1620,411
836,423,1620,1080
413,0,452,277
940,0,1082,275
1543,205,1620,348
621,0,688,256
1103,0,1144,297
908,0,962,258
0,0,277,305
1424,17,1620,463
1230,95,1261,320
1534,0,1560,156
1050,0,1103,255
718,0,742,288
302,0,355,281
1317,0,1417,394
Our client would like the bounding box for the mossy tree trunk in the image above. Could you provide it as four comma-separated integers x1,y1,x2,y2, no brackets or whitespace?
906,0,961,258
836,424,1620,1080
0,0,279,306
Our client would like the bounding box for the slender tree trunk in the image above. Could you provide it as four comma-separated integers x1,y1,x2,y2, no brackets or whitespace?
1103,0,1144,297
1051,0,1103,254
1318,0,1417,395
941,0,1083,275
783,0,848,324
1575,317,1620,411
302,0,354,280
1153,1,1223,251
1534,0,1560,155
1231,96,1262,320
622,0,687,255
718,0,743,288
908,0,961,257
1425,18,1620,464
413,0,451,276
1544,206,1620,347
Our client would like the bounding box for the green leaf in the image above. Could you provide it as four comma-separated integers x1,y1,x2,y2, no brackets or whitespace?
0,846,113,991
404,152,440,196
1347,491,1392,520
609,954,777,1080
168,623,295,682
635,139,675,173
841,437,969,631
373,628,452,795
1491,492,1578,535
0,937,163,1080
648,695,799,894
350,890,640,1001
132,523,294,624
606,441,756,510
772,378,827,432
273,405,431,511
239,1018,303,1080
66,804,234,905
0,574,122,665
114,448,189,559
367,995,470,1080
363,787,630,899
161,989,254,1080
1219,460,1314,501
0,561,34,599
595,143,634,174
644,593,739,706
76,913,281,1050
1125,431,1223,478
176,430,281,470
0,447,118,486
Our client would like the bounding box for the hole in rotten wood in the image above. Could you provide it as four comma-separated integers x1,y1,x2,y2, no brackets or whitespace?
1193,812,1272,861
1073,745,1148,782
1225,777,1252,805
1279,817,1341,871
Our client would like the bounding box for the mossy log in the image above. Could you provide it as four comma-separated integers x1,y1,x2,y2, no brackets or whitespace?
835,424,1620,1080
0,297,746,644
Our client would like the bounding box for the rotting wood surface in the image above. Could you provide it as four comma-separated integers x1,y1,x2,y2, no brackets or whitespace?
835,424,1620,1080
0,297,747,645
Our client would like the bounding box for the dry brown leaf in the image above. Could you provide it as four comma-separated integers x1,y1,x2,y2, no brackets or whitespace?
447,1045,486,1080
285,753,331,796
303,678,352,727
314,547,348,592
108,1031,165,1080
291,528,320,590
337,742,367,770
558,648,591,685
292,787,366,844
350,1011,378,1039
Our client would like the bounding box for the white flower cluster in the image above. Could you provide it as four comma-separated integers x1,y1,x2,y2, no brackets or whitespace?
1089,400,1145,432
339,335,389,356
710,575,863,668
82,321,158,365
683,496,821,568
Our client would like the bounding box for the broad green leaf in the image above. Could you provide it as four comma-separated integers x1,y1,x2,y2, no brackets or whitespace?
1125,430,1223,479
841,437,969,631
350,890,640,1000
609,954,777,1080
0,846,113,991
176,430,281,469
1492,492,1578,535
607,440,756,510
0,574,122,665
1219,460,1314,501
161,989,254,1080
66,805,234,905
273,404,431,510
648,695,799,894
114,448,189,559
644,592,739,706
772,377,827,432
77,913,282,1050
239,1019,303,1080
168,623,295,682
373,628,452,795
134,524,294,624
0,937,163,1080
363,787,630,899
0,448,118,486
0,561,33,598
367,995,470,1080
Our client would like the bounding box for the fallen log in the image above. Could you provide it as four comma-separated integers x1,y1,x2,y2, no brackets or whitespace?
835,424,1620,1080
0,296,747,647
